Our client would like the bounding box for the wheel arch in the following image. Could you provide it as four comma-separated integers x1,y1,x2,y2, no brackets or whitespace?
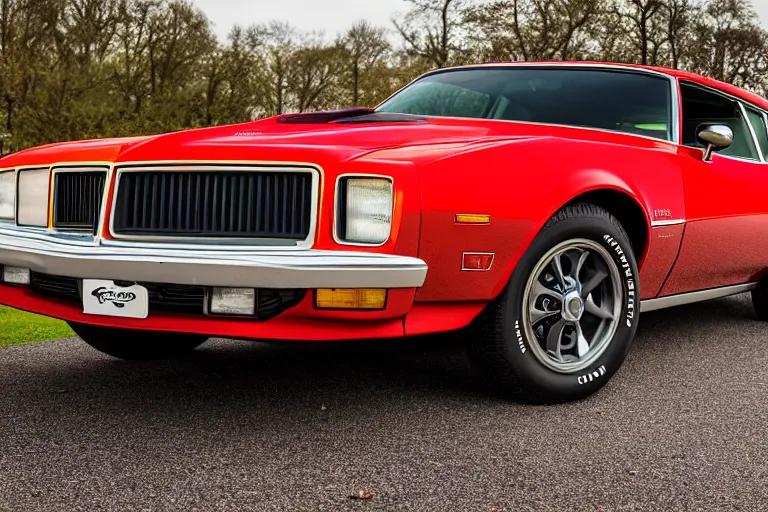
561,189,651,263
488,181,653,302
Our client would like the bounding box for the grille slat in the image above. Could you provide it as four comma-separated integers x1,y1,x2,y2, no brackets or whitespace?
112,170,313,239
53,171,107,234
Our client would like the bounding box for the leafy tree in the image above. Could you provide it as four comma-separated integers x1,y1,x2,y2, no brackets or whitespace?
0,0,766,156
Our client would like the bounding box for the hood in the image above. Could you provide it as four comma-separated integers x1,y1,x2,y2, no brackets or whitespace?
0,109,540,169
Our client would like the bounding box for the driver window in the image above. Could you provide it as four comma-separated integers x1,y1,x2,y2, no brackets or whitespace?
680,82,761,161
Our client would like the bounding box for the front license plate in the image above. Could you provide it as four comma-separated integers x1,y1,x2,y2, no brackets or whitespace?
82,279,149,319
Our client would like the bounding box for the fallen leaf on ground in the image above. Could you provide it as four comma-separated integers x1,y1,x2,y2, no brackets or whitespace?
349,490,374,500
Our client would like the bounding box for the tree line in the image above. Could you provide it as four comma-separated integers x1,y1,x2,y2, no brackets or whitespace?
1,0,766,155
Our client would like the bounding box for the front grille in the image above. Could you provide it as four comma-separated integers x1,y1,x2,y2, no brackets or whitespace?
53,170,108,233
111,169,314,240
28,272,305,319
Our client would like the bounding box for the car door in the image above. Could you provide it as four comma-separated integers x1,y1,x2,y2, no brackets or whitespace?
660,81,768,296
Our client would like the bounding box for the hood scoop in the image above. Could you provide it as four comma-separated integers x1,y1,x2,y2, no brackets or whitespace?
276,108,426,125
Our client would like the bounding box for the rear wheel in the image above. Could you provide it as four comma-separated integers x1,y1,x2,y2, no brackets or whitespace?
468,203,640,404
69,322,209,360
751,279,768,320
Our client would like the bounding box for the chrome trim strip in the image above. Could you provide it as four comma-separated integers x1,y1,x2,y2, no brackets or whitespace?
0,230,428,289
640,283,756,313
650,218,686,227
108,163,322,249
669,72,681,146
332,173,395,248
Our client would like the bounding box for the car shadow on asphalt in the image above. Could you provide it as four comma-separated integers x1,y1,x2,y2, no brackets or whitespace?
1,294,758,415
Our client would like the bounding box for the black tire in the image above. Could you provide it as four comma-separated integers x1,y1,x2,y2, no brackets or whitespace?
468,203,640,404
69,322,209,360
751,280,768,320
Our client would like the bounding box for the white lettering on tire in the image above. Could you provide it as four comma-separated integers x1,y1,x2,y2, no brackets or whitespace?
603,234,636,327
514,320,526,354
578,365,606,385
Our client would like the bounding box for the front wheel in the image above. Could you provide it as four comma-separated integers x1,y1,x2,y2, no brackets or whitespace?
468,203,640,404
69,322,209,360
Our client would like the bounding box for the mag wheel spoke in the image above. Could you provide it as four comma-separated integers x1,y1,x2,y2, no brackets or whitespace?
523,239,623,374
585,293,615,321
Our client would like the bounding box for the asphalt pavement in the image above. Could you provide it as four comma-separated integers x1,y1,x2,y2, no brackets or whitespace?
2,293,768,511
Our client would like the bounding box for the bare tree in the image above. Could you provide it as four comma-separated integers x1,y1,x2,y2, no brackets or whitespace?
393,0,467,68
465,0,602,61
339,20,390,105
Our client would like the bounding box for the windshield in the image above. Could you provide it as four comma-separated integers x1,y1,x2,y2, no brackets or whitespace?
376,67,674,141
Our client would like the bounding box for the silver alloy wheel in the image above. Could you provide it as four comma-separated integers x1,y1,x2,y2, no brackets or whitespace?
521,238,623,374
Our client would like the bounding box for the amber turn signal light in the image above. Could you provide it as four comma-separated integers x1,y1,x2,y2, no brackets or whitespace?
455,214,490,224
315,289,387,310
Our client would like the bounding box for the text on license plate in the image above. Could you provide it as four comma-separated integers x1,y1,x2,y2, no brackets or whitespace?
81,279,149,319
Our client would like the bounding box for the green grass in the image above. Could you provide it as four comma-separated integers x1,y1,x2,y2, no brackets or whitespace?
0,306,74,346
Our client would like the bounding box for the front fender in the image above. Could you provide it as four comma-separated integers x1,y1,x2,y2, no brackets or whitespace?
413,136,682,303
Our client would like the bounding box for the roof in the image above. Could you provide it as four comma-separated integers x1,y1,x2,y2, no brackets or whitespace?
431,61,768,111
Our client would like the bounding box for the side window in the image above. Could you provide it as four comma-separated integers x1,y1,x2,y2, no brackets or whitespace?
680,82,760,161
744,106,768,160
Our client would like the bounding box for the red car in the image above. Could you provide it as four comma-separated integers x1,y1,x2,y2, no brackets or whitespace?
1,62,767,403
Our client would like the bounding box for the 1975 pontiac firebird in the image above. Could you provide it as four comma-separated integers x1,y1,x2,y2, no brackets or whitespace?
2,62,768,404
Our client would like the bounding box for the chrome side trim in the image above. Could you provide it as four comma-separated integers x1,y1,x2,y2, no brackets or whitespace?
0,230,428,289
650,218,686,227
640,283,756,313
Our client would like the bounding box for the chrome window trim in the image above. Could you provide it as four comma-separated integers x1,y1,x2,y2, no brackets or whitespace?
108,163,322,250
375,62,681,145
332,173,395,248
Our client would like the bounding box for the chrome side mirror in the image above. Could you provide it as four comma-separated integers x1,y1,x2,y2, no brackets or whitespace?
697,124,733,162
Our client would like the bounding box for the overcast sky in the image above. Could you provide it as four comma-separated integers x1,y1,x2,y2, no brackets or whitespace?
191,0,768,43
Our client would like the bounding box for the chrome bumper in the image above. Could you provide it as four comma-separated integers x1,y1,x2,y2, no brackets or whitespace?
0,230,428,289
